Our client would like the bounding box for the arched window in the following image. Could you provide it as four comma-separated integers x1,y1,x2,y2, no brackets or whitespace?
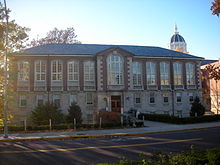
68,61,79,81
186,63,195,85
108,55,123,85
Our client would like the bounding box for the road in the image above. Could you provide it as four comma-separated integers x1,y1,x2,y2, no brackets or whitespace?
0,127,220,165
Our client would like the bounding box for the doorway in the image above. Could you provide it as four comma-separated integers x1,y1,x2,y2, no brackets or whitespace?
111,96,121,113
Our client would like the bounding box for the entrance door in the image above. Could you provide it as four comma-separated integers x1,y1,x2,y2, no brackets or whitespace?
111,96,121,113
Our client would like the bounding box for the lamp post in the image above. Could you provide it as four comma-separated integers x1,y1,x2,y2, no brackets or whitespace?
3,0,9,138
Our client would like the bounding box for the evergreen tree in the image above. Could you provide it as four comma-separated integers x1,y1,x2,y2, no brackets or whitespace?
31,102,65,125
190,97,206,117
66,102,82,124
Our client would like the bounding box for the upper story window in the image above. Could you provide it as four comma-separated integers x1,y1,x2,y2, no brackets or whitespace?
18,61,29,81
84,61,95,82
35,60,46,81
146,62,156,85
108,55,123,85
173,62,182,85
132,62,142,86
68,61,79,81
51,60,62,81
160,62,169,85
186,63,195,85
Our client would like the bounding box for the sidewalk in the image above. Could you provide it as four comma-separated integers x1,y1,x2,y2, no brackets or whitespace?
0,121,220,141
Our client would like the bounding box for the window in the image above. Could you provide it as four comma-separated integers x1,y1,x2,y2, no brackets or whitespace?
84,61,95,82
53,95,61,107
176,92,182,103
163,92,169,103
149,92,155,104
189,93,194,102
35,60,46,81
18,61,29,81
86,93,93,105
186,63,195,85
132,62,142,86
36,95,44,106
177,110,182,118
51,60,62,81
68,61,79,81
108,56,123,85
173,63,182,85
160,62,169,85
134,93,141,104
69,94,77,105
146,62,156,85
19,96,27,107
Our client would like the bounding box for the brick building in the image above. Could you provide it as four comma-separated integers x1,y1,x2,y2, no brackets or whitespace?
10,42,203,125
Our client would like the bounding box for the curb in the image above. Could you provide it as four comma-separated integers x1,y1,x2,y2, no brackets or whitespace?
1,125,220,142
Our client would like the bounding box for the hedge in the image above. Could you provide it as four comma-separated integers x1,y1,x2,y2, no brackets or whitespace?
98,147,220,165
138,113,220,124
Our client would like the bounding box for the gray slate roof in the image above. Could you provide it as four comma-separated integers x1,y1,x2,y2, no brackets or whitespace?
201,59,218,66
21,43,202,59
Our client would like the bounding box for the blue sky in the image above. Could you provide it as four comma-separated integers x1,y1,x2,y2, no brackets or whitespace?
7,0,220,59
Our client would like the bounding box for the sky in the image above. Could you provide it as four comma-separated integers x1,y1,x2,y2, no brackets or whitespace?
5,0,220,60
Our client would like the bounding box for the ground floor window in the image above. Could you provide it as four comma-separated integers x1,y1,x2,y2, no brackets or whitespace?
69,94,77,105
53,95,61,107
134,93,141,104
163,92,169,103
86,93,93,105
189,93,194,102
149,92,155,104
176,92,182,103
19,95,27,107
36,95,44,106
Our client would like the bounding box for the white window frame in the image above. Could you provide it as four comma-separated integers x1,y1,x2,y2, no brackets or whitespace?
18,61,29,81
51,60,63,81
173,62,183,85
84,61,95,83
68,61,79,81
107,55,123,85
160,62,170,85
19,95,27,107
186,63,195,85
146,62,156,85
132,62,142,86
35,60,46,81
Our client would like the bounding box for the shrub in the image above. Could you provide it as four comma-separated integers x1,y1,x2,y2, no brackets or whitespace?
66,102,82,124
190,96,206,117
97,111,121,124
31,102,65,126
207,147,220,165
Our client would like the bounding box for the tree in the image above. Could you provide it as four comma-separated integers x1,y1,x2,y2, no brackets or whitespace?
190,97,206,117
66,102,82,124
211,0,220,17
31,102,65,125
29,27,81,47
0,2,29,125
205,64,220,114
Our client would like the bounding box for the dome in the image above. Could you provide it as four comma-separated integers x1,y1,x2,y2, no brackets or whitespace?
170,34,185,43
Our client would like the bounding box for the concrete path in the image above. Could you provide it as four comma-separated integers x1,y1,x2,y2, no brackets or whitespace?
0,121,220,141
